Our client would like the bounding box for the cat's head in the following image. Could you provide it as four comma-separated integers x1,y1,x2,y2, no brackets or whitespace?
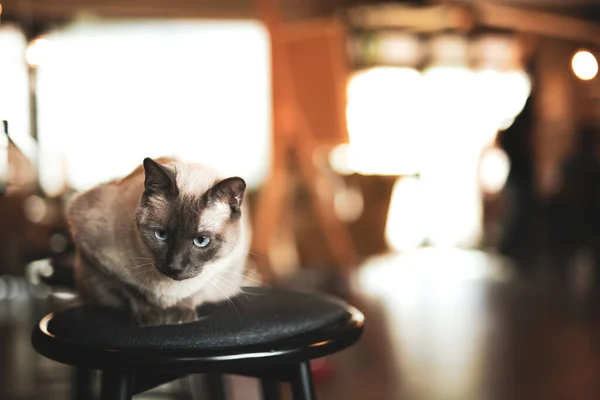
135,157,246,281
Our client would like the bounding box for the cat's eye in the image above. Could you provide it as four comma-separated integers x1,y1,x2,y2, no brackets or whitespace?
154,229,169,241
193,236,210,248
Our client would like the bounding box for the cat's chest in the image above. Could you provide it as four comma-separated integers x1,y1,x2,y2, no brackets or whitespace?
148,278,205,308
141,260,245,308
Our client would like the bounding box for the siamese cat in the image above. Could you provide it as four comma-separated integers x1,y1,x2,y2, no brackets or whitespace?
66,157,251,326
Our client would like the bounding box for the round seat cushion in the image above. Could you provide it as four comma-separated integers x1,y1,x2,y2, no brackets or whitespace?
44,286,353,353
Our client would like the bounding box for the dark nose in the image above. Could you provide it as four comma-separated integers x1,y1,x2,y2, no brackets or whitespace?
163,250,186,277
160,264,186,280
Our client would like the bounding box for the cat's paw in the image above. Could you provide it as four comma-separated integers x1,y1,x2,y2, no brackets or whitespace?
164,306,198,325
134,307,198,327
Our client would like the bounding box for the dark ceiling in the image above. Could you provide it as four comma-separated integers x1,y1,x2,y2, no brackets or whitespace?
1,0,599,30
454,0,600,22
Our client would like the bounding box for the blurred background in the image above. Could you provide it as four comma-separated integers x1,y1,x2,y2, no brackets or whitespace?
2,0,600,398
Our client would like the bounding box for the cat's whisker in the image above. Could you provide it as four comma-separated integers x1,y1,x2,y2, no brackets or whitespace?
130,261,154,267
133,267,150,277
132,262,157,277
133,259,154,264
213,276,252,307
210,280,241,319
138,268,158,290
219,270,269,288
244,254,265,263
232,289,251,307
213,277,241,293
130,267,152,274
225,295,242,319
134,270,155,281
218,270,248,278
130,263,156,272
212,275,244,297
216,276,257,298
214,273,251,291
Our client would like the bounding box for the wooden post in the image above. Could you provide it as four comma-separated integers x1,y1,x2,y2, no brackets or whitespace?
252,0,359,281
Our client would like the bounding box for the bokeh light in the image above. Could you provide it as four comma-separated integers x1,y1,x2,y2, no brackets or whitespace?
572,50,598,81
479,147,510,195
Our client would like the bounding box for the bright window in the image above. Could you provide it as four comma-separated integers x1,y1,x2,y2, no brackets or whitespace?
35,19,271,195
0,25,30,147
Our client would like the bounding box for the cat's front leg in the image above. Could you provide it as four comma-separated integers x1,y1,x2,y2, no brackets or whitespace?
133,305,198,327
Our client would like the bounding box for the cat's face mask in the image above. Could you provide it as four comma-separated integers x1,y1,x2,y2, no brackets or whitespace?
135,158,246,281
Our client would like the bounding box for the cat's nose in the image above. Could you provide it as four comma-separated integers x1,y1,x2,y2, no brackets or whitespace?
161,263,186,280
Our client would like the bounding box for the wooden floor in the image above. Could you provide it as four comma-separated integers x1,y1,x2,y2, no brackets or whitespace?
2,247,600,399
319,248,600,400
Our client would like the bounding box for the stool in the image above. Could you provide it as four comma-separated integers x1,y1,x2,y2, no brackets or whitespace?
31,286,364,400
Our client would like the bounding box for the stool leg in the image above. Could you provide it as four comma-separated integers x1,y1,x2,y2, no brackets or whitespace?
100,370,135,400
206,373,227,400
260,378,280,400
290,362,316,400
72,368,95,400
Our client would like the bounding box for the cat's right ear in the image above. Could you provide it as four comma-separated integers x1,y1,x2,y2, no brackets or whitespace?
142,158,177,197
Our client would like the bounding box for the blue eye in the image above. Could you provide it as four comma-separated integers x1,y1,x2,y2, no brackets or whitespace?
193,236,210,248
154,229,169,241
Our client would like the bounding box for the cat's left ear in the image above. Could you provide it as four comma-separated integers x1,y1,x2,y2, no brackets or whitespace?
207,177,246,213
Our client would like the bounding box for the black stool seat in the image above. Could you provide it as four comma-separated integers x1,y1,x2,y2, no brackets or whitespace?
31,286,364,400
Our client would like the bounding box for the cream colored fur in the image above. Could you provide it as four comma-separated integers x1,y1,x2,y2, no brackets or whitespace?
67,159,251,310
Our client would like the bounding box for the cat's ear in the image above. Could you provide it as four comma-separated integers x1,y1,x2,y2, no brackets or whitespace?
142,158,177,197
207,177,246,213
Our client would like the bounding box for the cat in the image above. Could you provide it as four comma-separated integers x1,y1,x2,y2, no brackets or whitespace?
66,157,251,326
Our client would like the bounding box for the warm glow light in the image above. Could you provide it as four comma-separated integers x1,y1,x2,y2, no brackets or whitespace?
473,69,531,133
0,124,7,190
385,177,427,251
23,195,47,223
25,37,49,67
356,248,510,299
339,61,530,250
419,66,486,247
35,20,270,195
334,186,364,222
479,147,510,195
328,143,354,175
572,50,598,81
0,25,31,158
354,248,512,399
345,67,425,176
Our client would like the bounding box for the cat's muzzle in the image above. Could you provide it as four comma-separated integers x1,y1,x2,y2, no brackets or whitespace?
159,265,199,281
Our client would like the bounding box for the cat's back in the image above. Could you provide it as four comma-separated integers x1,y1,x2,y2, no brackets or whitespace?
68,157,177,217
66,179,129,242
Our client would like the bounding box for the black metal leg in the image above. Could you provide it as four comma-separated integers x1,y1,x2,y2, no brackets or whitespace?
291,362,316,400
72,368,94,400
261,378,280,400
100,370,135,400
206,373,227,400
187,374,208,400
133,373,188,395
